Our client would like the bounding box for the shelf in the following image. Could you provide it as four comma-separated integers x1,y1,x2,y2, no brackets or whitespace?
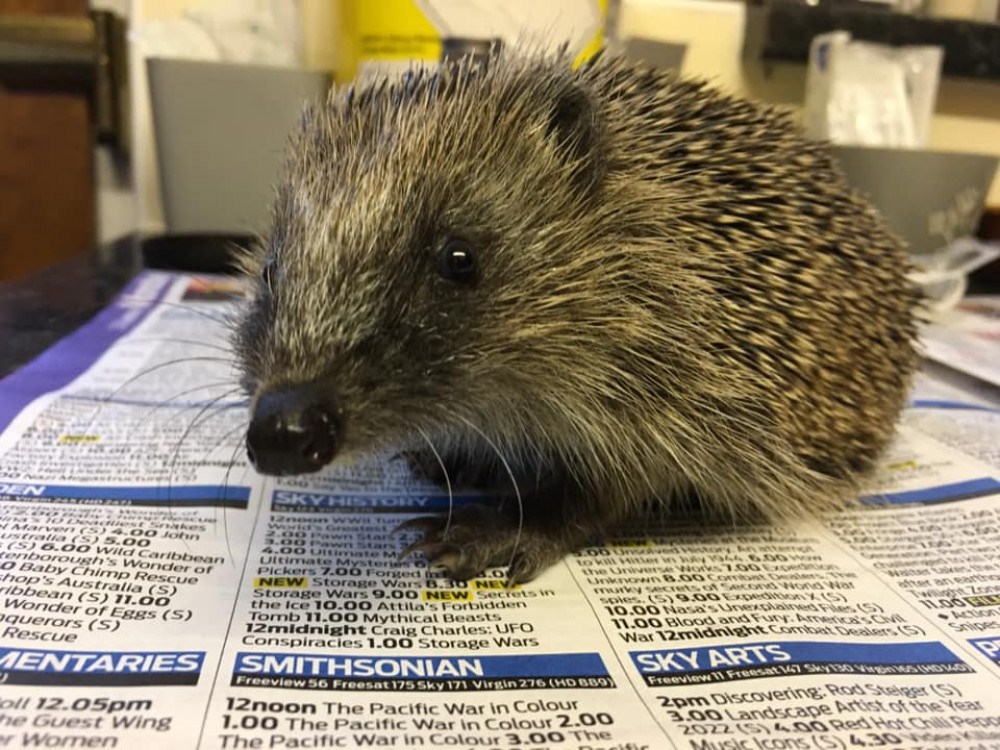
744,0,1000,81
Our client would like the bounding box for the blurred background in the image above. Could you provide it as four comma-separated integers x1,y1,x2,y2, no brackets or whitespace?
1,0,999,296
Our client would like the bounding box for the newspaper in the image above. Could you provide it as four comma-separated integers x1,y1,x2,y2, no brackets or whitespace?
2,270,1000,750
921,295,1000,390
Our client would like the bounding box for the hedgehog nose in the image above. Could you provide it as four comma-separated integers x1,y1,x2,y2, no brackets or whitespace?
246,386,340,476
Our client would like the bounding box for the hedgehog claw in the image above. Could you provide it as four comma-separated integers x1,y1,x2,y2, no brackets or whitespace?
432,551,480,581
505,553,545,587
398,538,445,561
395,504,576,584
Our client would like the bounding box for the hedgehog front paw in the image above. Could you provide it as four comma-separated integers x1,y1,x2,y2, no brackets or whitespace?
395,504,570,585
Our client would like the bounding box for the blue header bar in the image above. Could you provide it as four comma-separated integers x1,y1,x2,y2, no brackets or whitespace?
863,477,1000,506
235,652,608,679
271,489,481,513
0,648,204,674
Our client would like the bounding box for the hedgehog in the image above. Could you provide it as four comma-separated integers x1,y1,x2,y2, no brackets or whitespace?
232,48,921,585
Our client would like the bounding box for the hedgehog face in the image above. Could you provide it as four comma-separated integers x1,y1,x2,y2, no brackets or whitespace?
232,56,612,476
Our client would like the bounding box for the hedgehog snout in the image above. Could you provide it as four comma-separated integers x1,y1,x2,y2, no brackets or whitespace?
246,384,341,476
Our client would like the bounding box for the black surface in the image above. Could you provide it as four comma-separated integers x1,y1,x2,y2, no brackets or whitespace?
745,0,1000,81
140,232,252,274
0,244,139,379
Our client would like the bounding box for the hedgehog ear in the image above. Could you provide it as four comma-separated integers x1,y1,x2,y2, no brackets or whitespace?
545,82,605,194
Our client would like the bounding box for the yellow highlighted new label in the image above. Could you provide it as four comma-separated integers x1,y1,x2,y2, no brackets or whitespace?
607,539,652,548
59,435,100,443
472,579,519,590
966,593,1000,607
422,590,472,602
254,577,308,589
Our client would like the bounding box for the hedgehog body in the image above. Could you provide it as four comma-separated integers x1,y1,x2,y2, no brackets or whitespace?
234,50,921,582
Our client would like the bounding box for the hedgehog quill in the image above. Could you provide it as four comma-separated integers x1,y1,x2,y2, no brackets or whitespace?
233,49,921,585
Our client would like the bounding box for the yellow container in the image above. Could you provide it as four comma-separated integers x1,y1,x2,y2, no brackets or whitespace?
334,0,609,84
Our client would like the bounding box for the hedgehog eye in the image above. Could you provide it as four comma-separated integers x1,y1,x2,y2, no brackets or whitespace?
262,258,277,290
437,238,477,284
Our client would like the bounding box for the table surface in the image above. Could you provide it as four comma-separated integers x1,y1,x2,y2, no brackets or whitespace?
0,248,139,379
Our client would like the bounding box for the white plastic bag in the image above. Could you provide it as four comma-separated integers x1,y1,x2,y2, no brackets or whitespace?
804,32,943,149
910,238,1000,313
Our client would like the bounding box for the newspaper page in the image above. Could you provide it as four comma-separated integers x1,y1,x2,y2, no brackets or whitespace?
921,296,1000,389
2,271,1000,750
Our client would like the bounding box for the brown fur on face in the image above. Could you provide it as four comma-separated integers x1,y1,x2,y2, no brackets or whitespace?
232,49,921,582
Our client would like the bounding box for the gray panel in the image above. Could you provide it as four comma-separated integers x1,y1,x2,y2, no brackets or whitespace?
832,145,997,256
147,58,331,234
622,37,687,71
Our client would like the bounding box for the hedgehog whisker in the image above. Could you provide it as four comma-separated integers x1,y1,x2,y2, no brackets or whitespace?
456,416,522,583
82,356,236,436
127,337,234,354
216,421,250,568
124,297,239,326
124,380,242,441
415,426,453,538
202,420,250,464
164,387,244,546
39,295,237,332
